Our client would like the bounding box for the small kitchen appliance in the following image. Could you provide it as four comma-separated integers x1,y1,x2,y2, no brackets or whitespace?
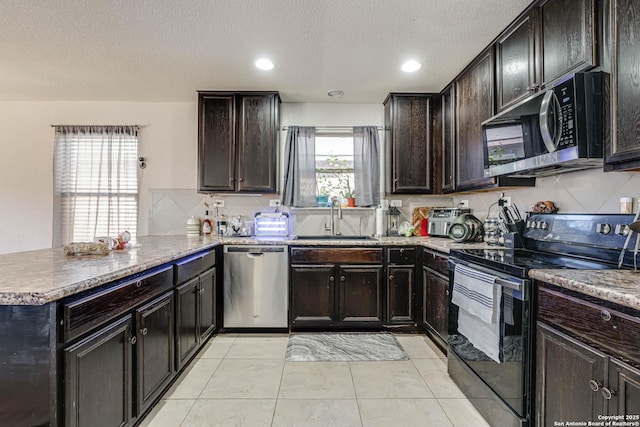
253,212,289,237
428,208,470,237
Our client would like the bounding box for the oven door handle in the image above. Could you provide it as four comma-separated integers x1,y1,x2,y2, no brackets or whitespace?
449,258,528,292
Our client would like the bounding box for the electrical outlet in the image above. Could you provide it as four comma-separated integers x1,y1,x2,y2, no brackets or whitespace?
380,199,389,209
269,199,281,207
502,196,512,207
390,200,403,207
213,200,224,208
459,200,469,208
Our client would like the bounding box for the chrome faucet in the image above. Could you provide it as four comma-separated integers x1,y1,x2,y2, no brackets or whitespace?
325,196,343,235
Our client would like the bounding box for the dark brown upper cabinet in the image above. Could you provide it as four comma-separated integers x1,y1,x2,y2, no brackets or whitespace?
384,93,433,194
198,91,280,193
605,0,640,171
538,0,597,87
441,85,456,193
455,48,497,191
496,10,538,111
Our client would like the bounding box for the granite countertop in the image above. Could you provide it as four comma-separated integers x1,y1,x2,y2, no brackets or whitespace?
0,234,488,306
529,269,640,312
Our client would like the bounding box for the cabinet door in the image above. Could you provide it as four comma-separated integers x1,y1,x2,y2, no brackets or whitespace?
198,94,236,192
176,277,199,368
236,94,279,192
536,322,606,426
338,265,383,323
608,358,640,417
387,266,414,323
455,49,496,191
423,267,449,340
496,11,536,110
198,267,216,341
538,0,596,86
386,95,432,193
290,265,335,325
606,0,640,170
64,316,133,427
441,85,456,193
136,292,174,415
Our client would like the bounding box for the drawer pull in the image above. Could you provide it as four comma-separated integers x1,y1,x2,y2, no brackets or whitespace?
589,380,602,392
141,328,148,336
445,289,450,296
601,310,612,322
400,248,404,254
329,276,334,282
601,387,616,400
340,276,346,282
129,336,137,345
389,275,394,281
135,280,142,288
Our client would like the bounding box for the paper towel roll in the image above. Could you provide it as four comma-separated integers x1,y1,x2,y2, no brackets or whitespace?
376,208,386,237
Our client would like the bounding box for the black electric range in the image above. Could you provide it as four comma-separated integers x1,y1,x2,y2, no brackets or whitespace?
446,213,637,427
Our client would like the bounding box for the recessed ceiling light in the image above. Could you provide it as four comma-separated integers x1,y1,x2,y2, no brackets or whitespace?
401,60,422,73
255,58,274,70
327,90,344,97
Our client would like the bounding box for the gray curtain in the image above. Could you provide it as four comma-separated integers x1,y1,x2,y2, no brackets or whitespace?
282,126,317,207
353,126,380,207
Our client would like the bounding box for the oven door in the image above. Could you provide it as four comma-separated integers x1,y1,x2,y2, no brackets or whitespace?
448,258,532,419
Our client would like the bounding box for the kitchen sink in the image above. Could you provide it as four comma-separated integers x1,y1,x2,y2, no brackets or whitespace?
293,235,378,241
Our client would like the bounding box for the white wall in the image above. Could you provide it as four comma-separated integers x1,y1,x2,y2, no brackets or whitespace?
0,101,197,254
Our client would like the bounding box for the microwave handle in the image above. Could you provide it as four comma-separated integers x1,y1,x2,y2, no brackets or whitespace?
539,90,562,153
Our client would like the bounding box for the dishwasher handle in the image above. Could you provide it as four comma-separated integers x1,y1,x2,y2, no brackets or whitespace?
246,252,265,258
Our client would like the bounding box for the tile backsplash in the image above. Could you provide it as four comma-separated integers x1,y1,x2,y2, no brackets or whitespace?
148,169,639,236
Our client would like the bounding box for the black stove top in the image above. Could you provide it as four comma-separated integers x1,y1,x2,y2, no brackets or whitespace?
449,213,638,278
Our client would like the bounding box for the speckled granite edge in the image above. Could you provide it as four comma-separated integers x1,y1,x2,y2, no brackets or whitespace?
529,269,640,312
0,235,489,306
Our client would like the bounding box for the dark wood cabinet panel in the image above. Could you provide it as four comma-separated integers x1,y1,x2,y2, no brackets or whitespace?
198,94,235,192
198,267,216,341
338,265,383,323
175,277,199,368
455,49,497,190
539,0,596,86
609,358,640,417
237,95,278,192
290,265,335,325
387,266,414,323
536,322,606,425
198,91,279,193
422,267,449,341
605,0,640,170
290,247,383,264
441,85,456,193
64,315,134,427
136,292,174,415
384,93,433,194
496,11,536,110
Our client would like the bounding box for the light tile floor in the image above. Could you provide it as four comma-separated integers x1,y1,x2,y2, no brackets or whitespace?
140,334,490,427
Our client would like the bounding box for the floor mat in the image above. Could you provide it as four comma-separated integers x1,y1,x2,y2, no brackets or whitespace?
285,332,409,362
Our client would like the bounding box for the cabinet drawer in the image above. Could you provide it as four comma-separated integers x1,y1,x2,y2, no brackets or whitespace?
174,250,216,284
290,247,383,264
387,247,416,265
64,266,173,342
538,286,640,365
423,249,449,276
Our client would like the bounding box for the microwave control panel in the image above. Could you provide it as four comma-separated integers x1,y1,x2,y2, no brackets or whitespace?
554,78,576,148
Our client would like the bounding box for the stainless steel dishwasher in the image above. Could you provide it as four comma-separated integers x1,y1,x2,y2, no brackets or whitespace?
223,245,288,328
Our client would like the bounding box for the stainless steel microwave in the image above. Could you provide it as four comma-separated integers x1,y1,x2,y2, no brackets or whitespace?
483,72,603,178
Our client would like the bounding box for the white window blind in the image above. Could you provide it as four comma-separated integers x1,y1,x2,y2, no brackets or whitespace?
53,125,138,246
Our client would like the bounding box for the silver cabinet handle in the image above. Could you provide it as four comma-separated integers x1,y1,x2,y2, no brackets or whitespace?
329,276,334,282
589,380,601,392
129,336,137,345
602,387,616,400
340,276,346,282
140,328,148,336
601,310,612,322
136,281,142,288
400,248,404,254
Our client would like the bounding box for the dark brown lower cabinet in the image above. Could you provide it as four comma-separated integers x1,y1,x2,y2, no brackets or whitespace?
176,266,217,369
387,266,414,323
537,322,640,425
136,292,175,415
339,265,383,323
290,265,335,326
64,315,134,427
422,266,449,342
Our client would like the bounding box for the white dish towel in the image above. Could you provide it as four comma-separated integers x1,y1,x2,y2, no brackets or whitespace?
452,263,499,323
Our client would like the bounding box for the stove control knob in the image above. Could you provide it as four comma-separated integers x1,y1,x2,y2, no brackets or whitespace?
596,223,612,235
615,224,630,236
540,221,548,230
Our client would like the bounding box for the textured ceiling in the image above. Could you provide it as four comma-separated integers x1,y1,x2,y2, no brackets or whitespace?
0,0,532,102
